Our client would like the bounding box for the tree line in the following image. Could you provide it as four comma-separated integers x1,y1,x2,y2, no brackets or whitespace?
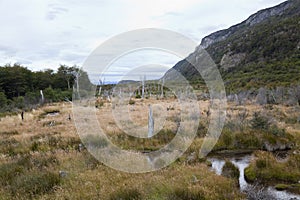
0,64,88,112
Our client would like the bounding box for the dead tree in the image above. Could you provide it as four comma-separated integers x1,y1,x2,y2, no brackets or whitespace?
40,90,44,104
97,78,105,97
141,75,145,99
21,111,24,121
161,77,165,99
148,105,154,138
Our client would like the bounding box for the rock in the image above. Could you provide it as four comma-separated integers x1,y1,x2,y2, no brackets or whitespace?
220,52,246,71
186,152,196,164
200,0,292,48
78,143,84,152
293,150,300,155
263,142,293,152
59,170,68,178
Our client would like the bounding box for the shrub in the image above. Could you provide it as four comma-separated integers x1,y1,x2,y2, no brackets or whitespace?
129,99,135,105
222,161,240,179
275,184,289,191
269,125,285,136
235,132,262,149
222,130,234,147
244,166,256,183
255,159,267,169
250,112,270,130
95,100,104,108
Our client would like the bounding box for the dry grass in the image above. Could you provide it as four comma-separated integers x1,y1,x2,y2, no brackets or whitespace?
0,98,299,199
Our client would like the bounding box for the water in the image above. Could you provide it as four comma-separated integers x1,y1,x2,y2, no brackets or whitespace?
208,154,300,200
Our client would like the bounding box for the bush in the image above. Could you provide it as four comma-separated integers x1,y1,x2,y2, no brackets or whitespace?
129,99,135,105
251,112,270,130
269,125,285,136
275,184,289,191
110,188,142,200
255,159,267,169
13,96,25,109
244,166,257,183
222,161,240,179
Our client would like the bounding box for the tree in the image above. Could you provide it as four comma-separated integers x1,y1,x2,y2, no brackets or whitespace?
32,69,54,90
0,91,7,108
0,64,32,98
55,65,79,90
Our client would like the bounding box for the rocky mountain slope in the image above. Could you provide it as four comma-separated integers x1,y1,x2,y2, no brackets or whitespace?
164,0,300,92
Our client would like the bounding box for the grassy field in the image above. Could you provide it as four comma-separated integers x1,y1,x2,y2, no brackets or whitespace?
0,98,299,199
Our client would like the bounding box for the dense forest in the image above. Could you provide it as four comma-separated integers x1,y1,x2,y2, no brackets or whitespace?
0,64,86,113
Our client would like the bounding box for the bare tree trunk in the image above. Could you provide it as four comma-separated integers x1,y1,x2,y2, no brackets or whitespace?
142,75,145,99
148,105,154,138
161,78,165,99
40,90,44,104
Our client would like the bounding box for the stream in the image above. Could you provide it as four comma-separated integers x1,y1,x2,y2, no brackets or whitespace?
208,154,300,200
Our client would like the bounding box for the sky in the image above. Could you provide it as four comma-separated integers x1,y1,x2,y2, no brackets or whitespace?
0,0,286,82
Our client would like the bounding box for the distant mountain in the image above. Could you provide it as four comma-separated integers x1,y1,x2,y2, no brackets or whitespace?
164,0,300,92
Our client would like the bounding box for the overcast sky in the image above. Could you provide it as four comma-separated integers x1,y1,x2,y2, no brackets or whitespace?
0,0,286,81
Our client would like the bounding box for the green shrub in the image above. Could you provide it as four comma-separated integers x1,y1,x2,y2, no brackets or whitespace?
129,99,135,105
222,130,233,147
110,188,142,200
255,159,267,169
235,132,262,149
95,101,104,108
244,166,256,183
222,161,240,179
275,184,289,191
251,112,270,130
269,125,285,136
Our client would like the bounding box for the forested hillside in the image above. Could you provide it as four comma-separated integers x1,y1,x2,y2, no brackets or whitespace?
165,0,300,92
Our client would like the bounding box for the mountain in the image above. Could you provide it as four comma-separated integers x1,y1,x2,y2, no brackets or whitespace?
164,0,300,92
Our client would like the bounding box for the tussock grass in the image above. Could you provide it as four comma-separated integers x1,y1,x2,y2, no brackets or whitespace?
245,151,300,194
